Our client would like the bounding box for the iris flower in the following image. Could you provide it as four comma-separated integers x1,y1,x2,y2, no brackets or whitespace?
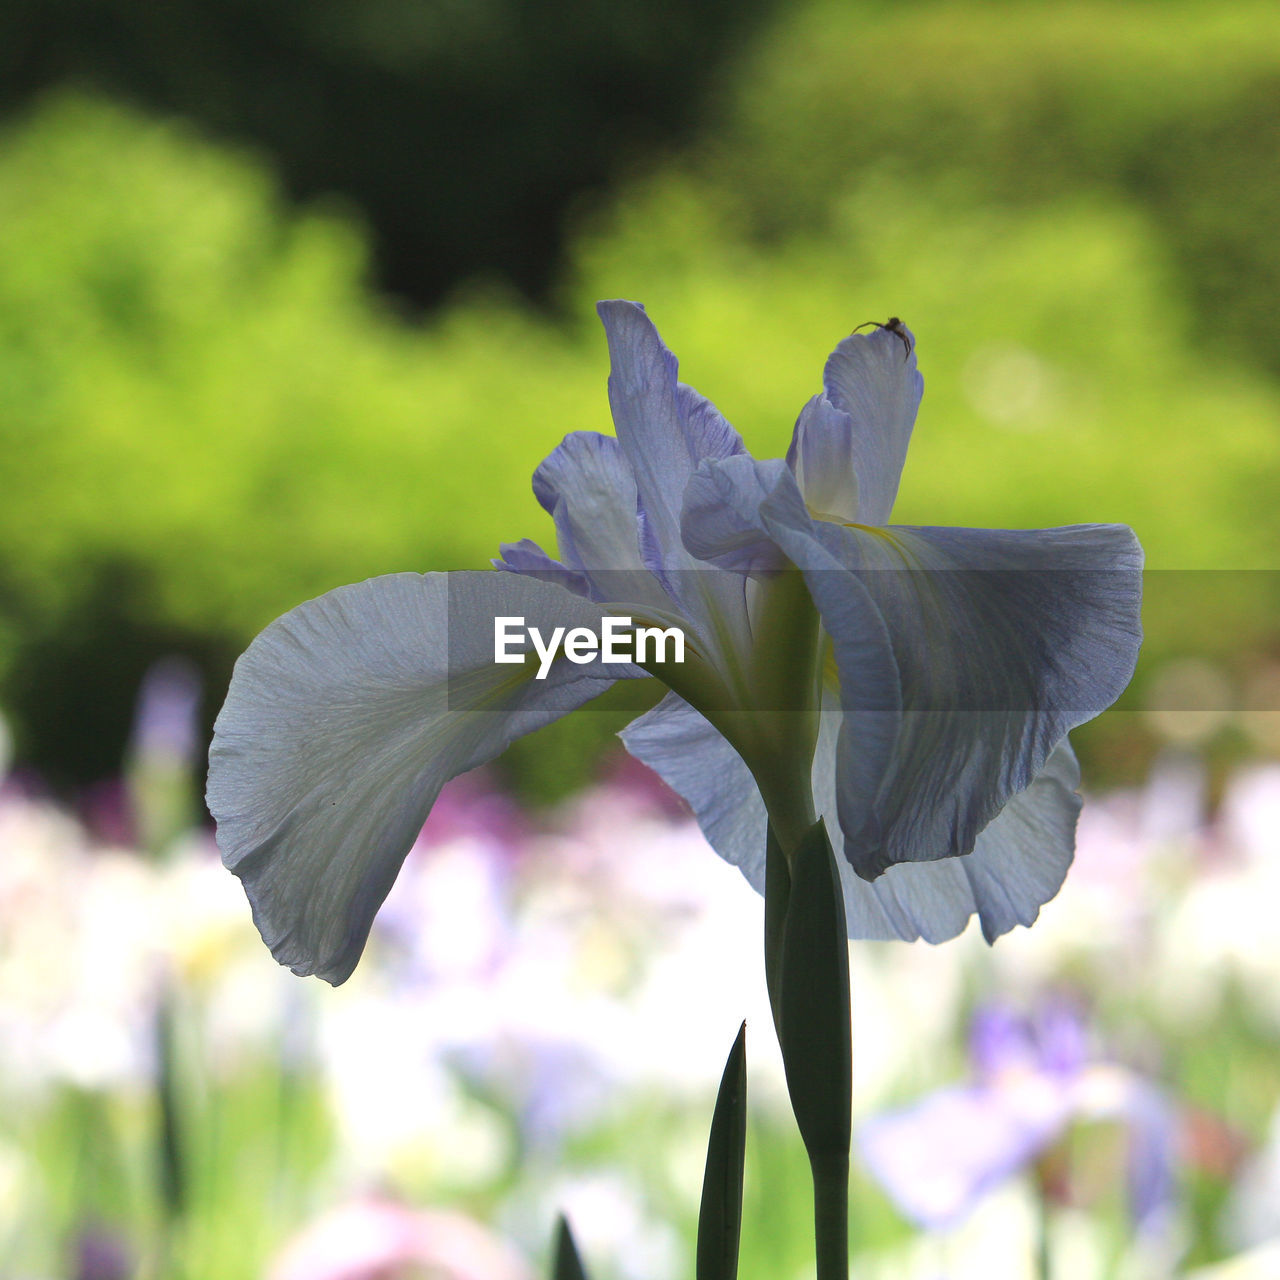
857,1003,1176,1233
207,301,1142,985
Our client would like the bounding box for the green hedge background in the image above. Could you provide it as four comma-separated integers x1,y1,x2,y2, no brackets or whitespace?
1,0,1277,795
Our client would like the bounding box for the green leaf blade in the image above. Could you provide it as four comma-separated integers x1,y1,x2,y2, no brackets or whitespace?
551,1214,590,1280
696,1021,748,1280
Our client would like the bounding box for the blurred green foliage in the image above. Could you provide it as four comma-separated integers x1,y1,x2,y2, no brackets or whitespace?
687,0,1280,377
0,95,624,784
0,0,775,308
1,0,1278,791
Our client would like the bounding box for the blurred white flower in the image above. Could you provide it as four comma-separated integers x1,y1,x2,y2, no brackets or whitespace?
325,778,791,1166
1155,766,1280,1028
0,794,156,1089
1217,765,1280,866
317,983,511,1189
0,791,305,1093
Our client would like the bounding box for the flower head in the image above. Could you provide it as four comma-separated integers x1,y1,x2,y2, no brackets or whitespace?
207,301,1142,983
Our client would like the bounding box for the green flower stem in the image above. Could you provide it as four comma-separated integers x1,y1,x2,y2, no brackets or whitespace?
650,567,842,1278
766,820,852,1280
812,1151,850,1280
756,771,819,865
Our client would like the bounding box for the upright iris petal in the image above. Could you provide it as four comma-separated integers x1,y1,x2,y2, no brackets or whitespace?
208,301,1142,981
816,323,925,525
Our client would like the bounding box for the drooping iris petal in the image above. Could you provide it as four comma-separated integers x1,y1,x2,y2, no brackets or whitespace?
688,453,1140,880
819,323,924,525
816,693,1081,944
620,691,770,886
808,520,1142,879
840,738,1079,944
621,688,1082,944
784,394,860,523
207,571,623,985
952,739,1081,943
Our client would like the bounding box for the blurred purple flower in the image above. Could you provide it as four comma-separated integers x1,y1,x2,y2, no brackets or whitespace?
129,657,202,767
417,770,529,851
373,822,514,985
72,1220,132,1280
857,1003,1177,1234
126,656,203,855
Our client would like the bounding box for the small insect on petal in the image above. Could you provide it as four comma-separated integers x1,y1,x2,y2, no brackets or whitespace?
854,317,913,359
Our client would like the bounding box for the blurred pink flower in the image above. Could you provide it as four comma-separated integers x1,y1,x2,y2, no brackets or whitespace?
268,1197,532,1280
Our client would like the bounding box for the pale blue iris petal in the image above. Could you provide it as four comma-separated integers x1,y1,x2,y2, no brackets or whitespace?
532,431,640,573
621,691,1079,945
681,455,791,574
854,739,1080,943
809,695,916,939
598,299,745,569
597,301,745,559
492,538,592,597
748,474,905,866
822,324,924,525
208,572,622,986
678,453,904,853
597,299,753,660
821,521,1141,878
664,453,1136,888
528,429,672,612
784,394,860,522
818,692,1077,942
636,504,675,597
619,691,768,889
959,738,1080,942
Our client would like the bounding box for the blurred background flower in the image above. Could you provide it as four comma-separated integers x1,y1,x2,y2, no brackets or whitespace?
2,672,1280,1275
0,0,1277,1275
266,1197,532,1280
857,1002,1177,1244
